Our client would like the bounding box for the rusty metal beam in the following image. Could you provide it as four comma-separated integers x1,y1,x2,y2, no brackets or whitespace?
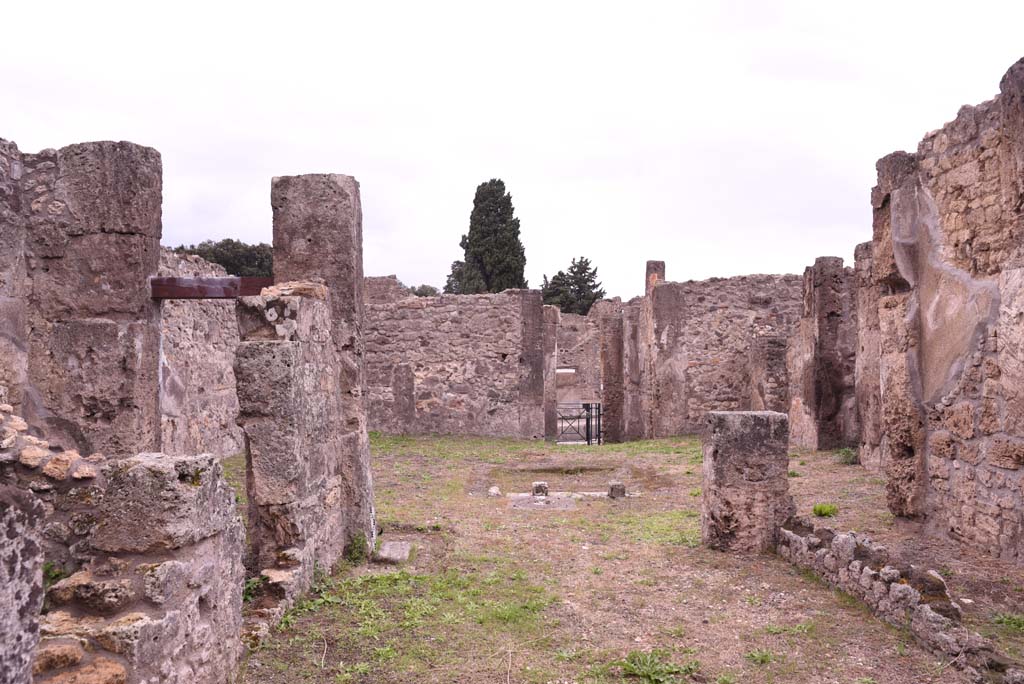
150,277,274,299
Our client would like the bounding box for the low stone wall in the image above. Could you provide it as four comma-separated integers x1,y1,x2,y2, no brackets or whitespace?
778,519,1024,683
364,289,550,438
236,282,370,622
158,248,244,456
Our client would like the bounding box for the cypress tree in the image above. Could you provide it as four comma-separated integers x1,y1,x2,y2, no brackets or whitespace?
444,179,527,293
541,256,606,315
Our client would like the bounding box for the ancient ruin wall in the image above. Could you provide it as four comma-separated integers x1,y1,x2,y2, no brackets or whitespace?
365,290,549,438
865,58,1024,561
0,482,43,684
645,274,803,436
787,257,859,451
158,248,244,456
854,241,884,472
555,312,601,404
748,333,789,414
364,274,410,304
0,138,163,458
272,174,376,547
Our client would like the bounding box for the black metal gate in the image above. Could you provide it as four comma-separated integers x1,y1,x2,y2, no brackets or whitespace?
556,403,603,445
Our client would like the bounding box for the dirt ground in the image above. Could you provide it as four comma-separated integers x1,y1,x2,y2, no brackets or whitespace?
235,436,1023,684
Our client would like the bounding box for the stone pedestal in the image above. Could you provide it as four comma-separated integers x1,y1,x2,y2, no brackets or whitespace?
701,411,794,552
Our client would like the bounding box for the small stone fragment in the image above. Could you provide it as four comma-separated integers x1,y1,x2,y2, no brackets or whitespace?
45,656,127,684
43,450,79,480
33,639,85,674
72,462,99,480
487,485,502,497
1,427,17,449
374,540,412,565
7,415,27,432
608,481,626,499
0,403,14,413
532,481,549,497
19,445,50,469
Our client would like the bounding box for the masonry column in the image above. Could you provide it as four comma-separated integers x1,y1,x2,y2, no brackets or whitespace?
598,305,625,443
701,411,794,552
21,142,162,456
645,260,665,296
270,174,375,544
542,304,560,442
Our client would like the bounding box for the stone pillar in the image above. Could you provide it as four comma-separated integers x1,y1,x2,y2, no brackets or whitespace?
597,304,625,443
270,174,375,546
787,257,859,452
235,283,369,605
542,304,560,442
0,140,27,411
0,485,44,684
18,142,163,457
517,290,547,439
854,242,883,472
645,260,665,295
701,411,794,552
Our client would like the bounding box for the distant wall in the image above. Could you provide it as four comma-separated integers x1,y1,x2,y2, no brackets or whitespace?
364,289,550,438
555,312,601,403
158,249,243,456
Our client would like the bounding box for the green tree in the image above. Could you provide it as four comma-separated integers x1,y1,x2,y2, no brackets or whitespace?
174,239,273,277
541,256,606,315
410,284,440,297
444,179,527,293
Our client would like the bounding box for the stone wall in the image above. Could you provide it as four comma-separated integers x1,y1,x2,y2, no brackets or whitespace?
364,274,410,304
158,248,244,456
787,257,859,451
555,312,601,404
364,289,550,438
643,273,803,436
747,333,789,413
854,241,884,472
778,519,1023,683
1,403,244,684
0,138,163,458
235,282,365,613
860,58,1024,561
272,174,375,550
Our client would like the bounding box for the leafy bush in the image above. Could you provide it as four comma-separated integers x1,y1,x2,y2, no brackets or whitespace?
613,649,700,683
834,448,858,465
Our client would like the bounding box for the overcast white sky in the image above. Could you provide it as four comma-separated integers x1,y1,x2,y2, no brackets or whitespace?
5,1,1023,299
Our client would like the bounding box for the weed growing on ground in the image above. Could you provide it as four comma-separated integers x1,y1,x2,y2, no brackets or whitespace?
613,649,700,682
995,613,1024,633
813,503,839,517
788,470,801,477
242,575,266,603
744,648,776,665
834,448,858,465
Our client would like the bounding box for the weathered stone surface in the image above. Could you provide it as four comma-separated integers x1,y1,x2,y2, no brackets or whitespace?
374,540,412,565
556,312,600,404
862,58,1024,561
272,175,375,547
236,286,370,610
158,248,244,457
365,289,549,438
0,140,164,458
787,257,859,451
0,485,44,684
91,453,238,553
748,333,789,413
701,411,794,553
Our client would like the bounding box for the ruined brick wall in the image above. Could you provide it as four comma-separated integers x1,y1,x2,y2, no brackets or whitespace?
645,274,803,436
862,58,1024,561
1,403,244,683
158,248,244,456
235,283,363,612
787,257,859,451
364,290,549,438
748,333,789,413
555,312,601,404
272,174,375,549
364,274,410,304
0,138,162,458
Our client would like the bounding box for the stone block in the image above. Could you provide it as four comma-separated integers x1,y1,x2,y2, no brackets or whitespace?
701,411,794,552
374,541,412,565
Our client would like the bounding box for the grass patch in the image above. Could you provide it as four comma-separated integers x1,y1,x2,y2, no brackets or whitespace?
995,613,1024,633
833,448,858,465
744,648,776,665
788,470,801,478
613,649,700,682
813,503,839,517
